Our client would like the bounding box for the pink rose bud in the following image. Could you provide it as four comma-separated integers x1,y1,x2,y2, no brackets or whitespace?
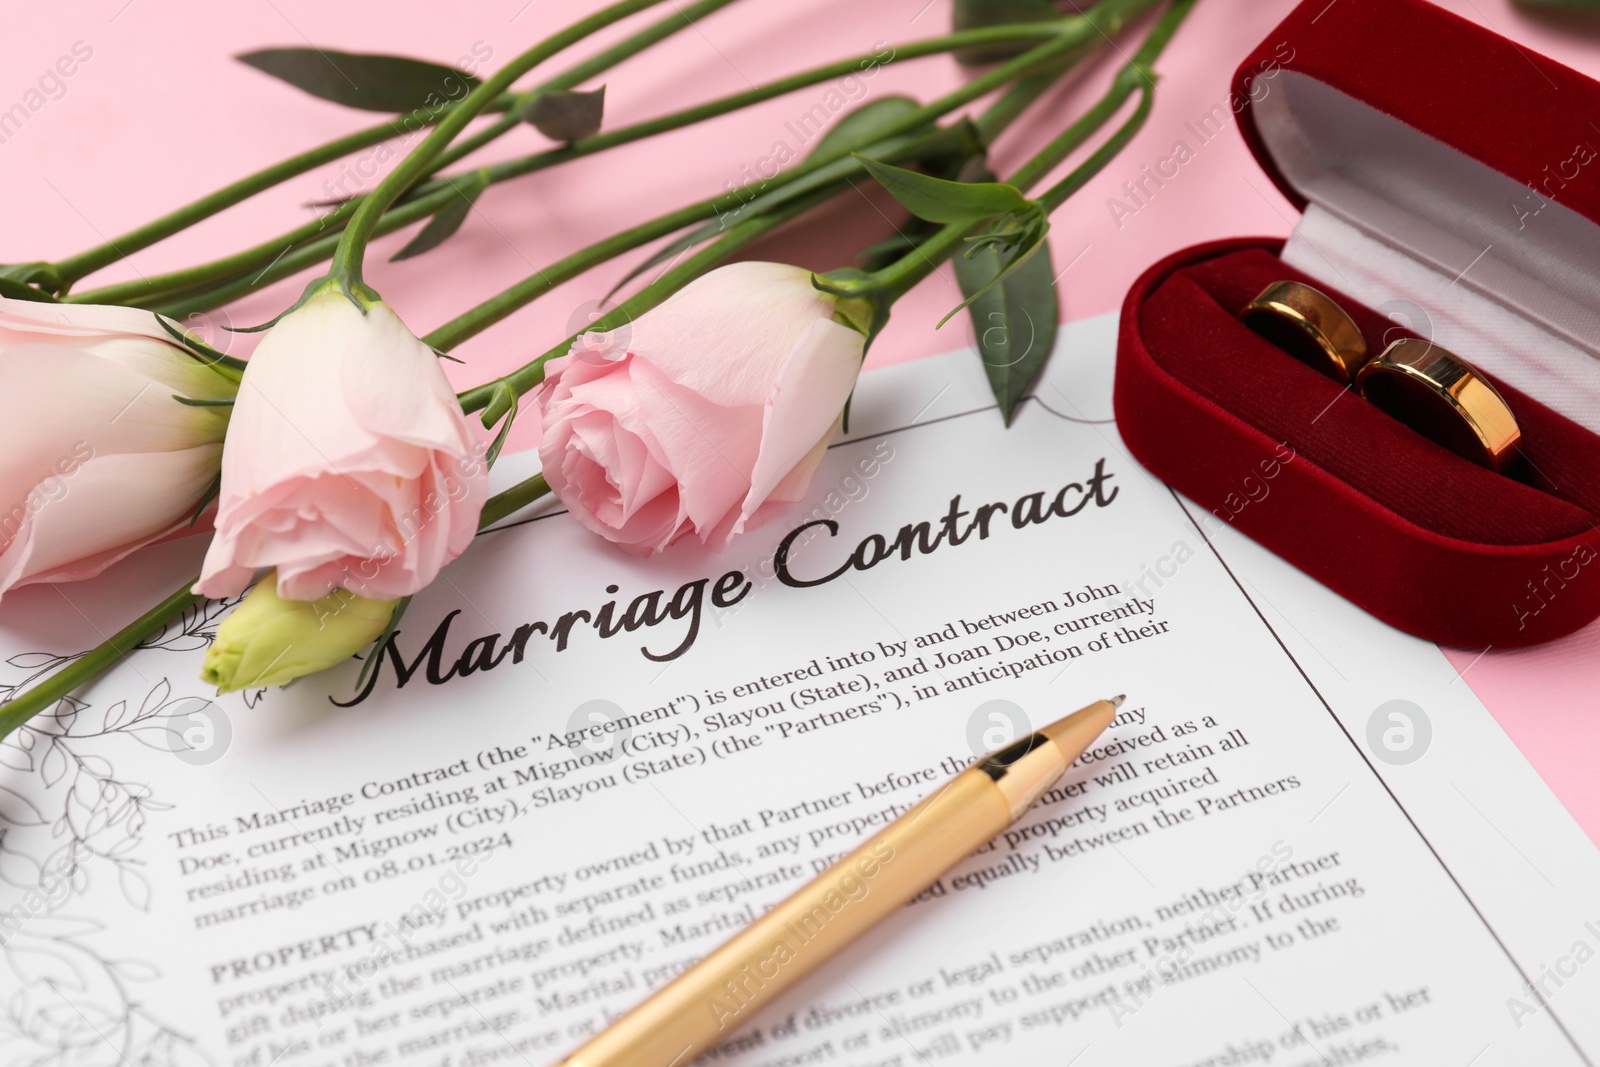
195,289,488,602
535,261,865,556
0,298,238,601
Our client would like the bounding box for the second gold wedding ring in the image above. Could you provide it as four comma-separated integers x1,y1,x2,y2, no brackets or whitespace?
1355,338,1522,474
1242,280,1369,383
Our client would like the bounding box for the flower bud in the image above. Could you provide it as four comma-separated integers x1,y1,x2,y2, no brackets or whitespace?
202,574,394,693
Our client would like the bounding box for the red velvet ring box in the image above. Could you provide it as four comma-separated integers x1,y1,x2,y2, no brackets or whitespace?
1113,0,1600,648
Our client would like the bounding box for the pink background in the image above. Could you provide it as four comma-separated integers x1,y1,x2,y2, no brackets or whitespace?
3,1,1596,840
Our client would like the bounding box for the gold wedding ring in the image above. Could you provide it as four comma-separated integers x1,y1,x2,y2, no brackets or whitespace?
1241,280,1370,383
1355,338,1522,474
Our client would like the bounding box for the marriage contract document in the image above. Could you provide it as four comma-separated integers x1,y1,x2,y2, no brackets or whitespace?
3,317,1598,1067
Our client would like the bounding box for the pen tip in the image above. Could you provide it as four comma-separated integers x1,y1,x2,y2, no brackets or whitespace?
1109,694,1125,708
1039,699,1120,756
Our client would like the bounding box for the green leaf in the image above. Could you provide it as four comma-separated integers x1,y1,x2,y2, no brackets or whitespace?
940,221,1049,327
523,86,606,142
391,175,486,262
236,49,480,113
954,240,1058,426
171,395,237,408
952,0,1063,64
856,155,1030,224
807,96,929,161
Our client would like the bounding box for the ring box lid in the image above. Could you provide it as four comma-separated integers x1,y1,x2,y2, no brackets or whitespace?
1230,0,1600,424
1112,0,1600,647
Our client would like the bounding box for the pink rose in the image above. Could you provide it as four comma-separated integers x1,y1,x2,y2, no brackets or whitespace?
195,289,488,601
0,298,237,600
534,261,865,556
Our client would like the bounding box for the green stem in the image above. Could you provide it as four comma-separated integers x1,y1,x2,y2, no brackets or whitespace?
1037,75,1156,211
870,0,1193,299
48,99,517,291
74,17,1085,313
457,187,831,414
427,8,1131,354
1014,1,1189,200
67,0,744,309
156,121,961,324
0,581,202,743
429,0,743,174
146,189,466,319
418,138,915,351
479,473,552,528
326,0,670,299
450,18,1070,187
973,0,1162,143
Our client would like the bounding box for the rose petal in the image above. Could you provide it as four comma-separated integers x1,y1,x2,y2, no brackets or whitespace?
0,447,219,595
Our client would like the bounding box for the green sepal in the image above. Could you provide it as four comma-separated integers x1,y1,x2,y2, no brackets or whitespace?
354,596,411,694
391,171,488,262
955,238,1058,426
479,381,521,469
855,154,1031,224
153,314,248,373
231,274,376,334
171,395,237,408
811,267,888,438
522,86,606,142
961,201,1049,258
810,267,879,300
189,473,223,529
236,49,481,114
813,269,890,346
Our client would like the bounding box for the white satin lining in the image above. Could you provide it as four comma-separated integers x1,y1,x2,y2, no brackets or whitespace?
1254,70,1600,431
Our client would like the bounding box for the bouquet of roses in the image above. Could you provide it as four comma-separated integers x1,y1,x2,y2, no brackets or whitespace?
0,0,1194,739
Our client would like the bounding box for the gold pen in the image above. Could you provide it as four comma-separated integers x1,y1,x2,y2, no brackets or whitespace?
555,695,1123,1067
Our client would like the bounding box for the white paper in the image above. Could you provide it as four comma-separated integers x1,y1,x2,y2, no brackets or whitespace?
2,317,1596,1067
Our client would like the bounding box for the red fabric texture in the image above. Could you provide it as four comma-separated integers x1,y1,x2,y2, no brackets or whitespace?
1235,0,1591,222
1112,0,1600,647
1115,238,1600,647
